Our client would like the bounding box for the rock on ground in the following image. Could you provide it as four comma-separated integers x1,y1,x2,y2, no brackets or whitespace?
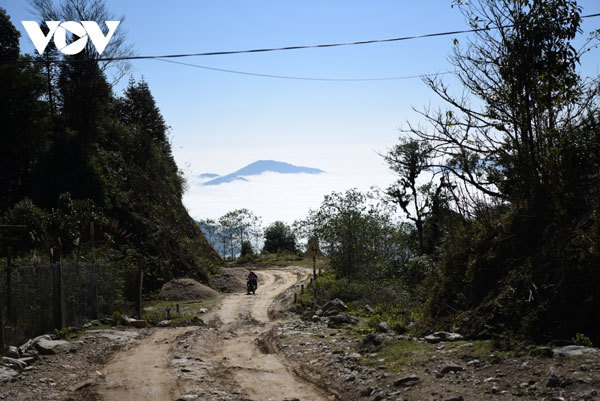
1,357,27,372
394,375,420,387
424,331,464,343
321,298,348,316
359,333,387,354
0,366,18,383
18,334,51,355
328,314,358,327
120,315,147,328
160,278,219,301
553,345,598,358
35,339,77,355
7,346,19,358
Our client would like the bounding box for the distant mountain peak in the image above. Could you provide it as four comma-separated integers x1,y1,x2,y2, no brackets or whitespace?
202,160,324,186
198,173,220,179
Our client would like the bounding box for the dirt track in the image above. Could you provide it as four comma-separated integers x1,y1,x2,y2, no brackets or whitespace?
96,267,326,401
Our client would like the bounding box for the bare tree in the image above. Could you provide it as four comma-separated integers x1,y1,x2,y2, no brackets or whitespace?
28,0,134,85
405,0,599,212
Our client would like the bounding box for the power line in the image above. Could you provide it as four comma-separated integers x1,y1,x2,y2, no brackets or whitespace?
92,12,600,62
154,57,455,81
9,10,600,83
149,10,600,82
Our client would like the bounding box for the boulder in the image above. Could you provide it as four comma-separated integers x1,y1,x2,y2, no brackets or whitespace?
553,345,598,358
2,357,27,372
322,298,348,316
360,387,375,397
328,314,358,327
6,346,19,359
130,319,147,328
18,357,35,366
19,334,51,355
35,339,76,355
377,322,389,333
0,366,18,383
394,375,420,387
440,365,464,375
158,320,172,327
359,333,387,354
120,315,147,328
424,331,464,343
546,367,571,388
21,349,39,359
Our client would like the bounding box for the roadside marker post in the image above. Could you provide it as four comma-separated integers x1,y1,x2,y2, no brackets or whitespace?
305,239,323,311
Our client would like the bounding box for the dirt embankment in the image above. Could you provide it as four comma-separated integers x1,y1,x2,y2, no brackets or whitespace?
160,278,219,301
208,267,250,293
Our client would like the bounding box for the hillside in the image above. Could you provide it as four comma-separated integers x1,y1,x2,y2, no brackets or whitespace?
0,9,220,293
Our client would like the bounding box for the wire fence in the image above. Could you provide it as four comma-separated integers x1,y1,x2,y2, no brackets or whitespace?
0,258,125,348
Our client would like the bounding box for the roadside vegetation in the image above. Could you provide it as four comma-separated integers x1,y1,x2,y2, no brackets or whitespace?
294,0,600,347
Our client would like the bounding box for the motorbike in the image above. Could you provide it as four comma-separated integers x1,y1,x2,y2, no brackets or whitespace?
246,278,257,295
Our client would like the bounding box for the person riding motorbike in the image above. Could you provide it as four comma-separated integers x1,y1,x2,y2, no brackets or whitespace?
247,271,258,294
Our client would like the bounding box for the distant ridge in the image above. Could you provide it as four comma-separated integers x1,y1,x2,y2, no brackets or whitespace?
198,173,220,179
202,160,324,186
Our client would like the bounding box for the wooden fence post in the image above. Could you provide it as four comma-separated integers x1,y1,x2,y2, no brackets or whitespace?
6,247,13,325
312,255,317,310
136,267,143,319
52,248,64,330
301,284,304,294
293,293,297,304
0,252,4,352
89,222,98,319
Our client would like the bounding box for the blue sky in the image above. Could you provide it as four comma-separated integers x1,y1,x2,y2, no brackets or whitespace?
4,1,600,223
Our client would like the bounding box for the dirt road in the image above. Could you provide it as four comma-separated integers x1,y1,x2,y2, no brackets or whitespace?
97,267,327,401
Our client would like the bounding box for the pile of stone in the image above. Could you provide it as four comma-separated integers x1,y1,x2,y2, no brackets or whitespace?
321,298,348,316
309,298,360,328
1,334,76,383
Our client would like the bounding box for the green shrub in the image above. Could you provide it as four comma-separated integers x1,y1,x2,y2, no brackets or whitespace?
365,303,409,334
572,333,593,347
54,327,77,339
111,311,122,326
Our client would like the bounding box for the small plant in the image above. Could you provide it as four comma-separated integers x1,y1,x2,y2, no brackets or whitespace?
111,311,122,325
54,327,76,339
365,303,409,334
572,333,593,347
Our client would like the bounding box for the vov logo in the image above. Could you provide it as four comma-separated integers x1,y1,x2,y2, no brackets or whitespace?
21,21,120,55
